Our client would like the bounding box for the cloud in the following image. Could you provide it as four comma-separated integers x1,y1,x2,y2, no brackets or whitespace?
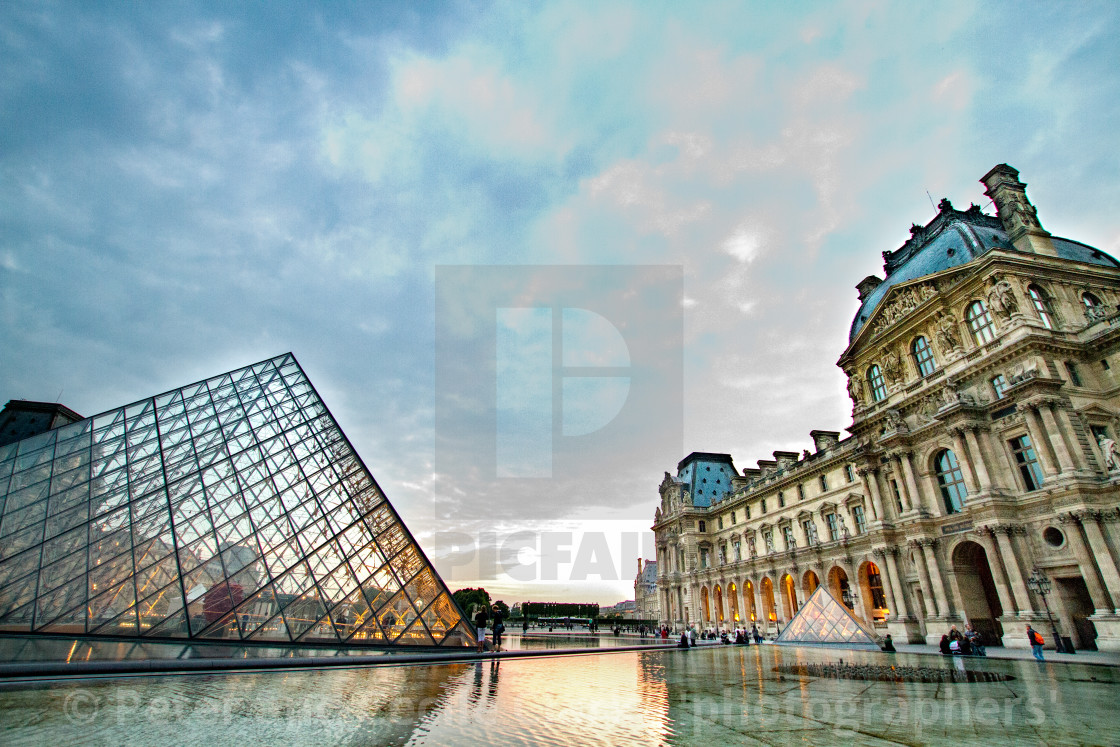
2,1,1120,606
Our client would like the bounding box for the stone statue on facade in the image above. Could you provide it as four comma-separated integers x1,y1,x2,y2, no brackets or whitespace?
934,312,961,354
847,375,863,406
882,409,906,433
987,275,1020,322
880,348,903,385
1098,435,1120,472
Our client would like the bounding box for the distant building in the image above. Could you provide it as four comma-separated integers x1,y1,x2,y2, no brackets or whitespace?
654,165,1120,652
602,600,637,617
634,558,658,619
0,399,83,447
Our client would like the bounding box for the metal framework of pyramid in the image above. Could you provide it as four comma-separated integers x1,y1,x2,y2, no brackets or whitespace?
0,353,474,648
774,585,880,649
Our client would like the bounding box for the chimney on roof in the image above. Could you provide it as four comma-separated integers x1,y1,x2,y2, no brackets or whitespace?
856,275,883,302
980,164,1056,257
809,430,841,452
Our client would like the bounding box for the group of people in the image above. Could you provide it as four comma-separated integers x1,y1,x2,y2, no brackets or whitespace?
473,603,506,653
677,624,765,648
938,624,986,657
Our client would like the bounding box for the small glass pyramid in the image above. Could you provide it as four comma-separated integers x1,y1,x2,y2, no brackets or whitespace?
0,354,474,647
774,585,880,649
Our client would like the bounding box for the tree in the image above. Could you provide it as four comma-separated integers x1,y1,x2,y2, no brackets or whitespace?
452,587,491,615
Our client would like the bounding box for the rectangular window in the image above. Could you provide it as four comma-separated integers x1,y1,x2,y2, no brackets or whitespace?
797,484,805,500
819,474,828,492
890,479,904,513
760,499,766,514
730,511,735,524
700,548,709,569
1010,435,1045,491
744,505,751,520
1065,361,1083,387
782,525,796,551
698,520,706,533
778,492,785,507
852,504,867,535
991,374,1007,399
825,512,840,541
718,516,723,530
845,464,855,483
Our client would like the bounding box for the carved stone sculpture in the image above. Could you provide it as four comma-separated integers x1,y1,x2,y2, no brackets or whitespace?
847,375,863,405
1098,435,1120,472
881,348,903,384
987,275,1020,322
934,312,961,353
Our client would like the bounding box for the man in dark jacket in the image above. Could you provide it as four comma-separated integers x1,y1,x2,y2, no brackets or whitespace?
1027,625,1044,661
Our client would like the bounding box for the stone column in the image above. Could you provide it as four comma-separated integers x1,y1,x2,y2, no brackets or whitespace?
1080,513,1120,612
882,548,911,618
920,540,952,617
950,427,981,494
888,455,912,511
975,529,1018,615
963,427,993,490
1038,403,1077,474
1023,406,1059,478
1060,514,1116,614
910,541,939,618
993,526,1033,614
1052,406,1091,471
859,467,886,521
898,452,925,513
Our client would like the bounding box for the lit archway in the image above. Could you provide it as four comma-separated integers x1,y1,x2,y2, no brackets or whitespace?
728,582,740,622
779,573,798,621
802,570,820,596
700,586,710,622
827,566,853,611
760,577,776,625
714,585,725,623
858,560,889,622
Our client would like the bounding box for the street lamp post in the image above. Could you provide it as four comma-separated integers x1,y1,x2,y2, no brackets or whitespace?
1026,567,1066,654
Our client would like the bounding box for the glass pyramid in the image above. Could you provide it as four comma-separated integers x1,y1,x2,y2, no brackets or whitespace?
774,585,880,649
0,354,474,648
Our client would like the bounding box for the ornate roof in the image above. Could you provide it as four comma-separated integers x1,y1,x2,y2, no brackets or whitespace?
848,198,1120,343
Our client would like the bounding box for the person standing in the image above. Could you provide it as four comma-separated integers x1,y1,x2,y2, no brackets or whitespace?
490,604,505,653
474,604,490,653
1027,624,1045,661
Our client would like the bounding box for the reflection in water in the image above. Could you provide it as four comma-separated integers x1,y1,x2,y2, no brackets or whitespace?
1,646,1117,745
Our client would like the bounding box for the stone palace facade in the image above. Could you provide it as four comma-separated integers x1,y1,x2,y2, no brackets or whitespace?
653,165,1120,651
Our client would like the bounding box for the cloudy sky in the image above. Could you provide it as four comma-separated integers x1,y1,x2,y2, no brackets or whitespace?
3,1,1119,605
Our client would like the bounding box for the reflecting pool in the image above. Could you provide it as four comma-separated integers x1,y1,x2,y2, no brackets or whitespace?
2,643,1117,745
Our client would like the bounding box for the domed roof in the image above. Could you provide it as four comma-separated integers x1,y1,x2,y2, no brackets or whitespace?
848,200,1119,342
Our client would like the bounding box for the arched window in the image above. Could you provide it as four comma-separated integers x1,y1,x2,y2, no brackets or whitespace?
1082,291,1102,309
965,300,995,345
911,336,936,377
934,449,967,514
1027,285,1055,329
866,364,886,402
